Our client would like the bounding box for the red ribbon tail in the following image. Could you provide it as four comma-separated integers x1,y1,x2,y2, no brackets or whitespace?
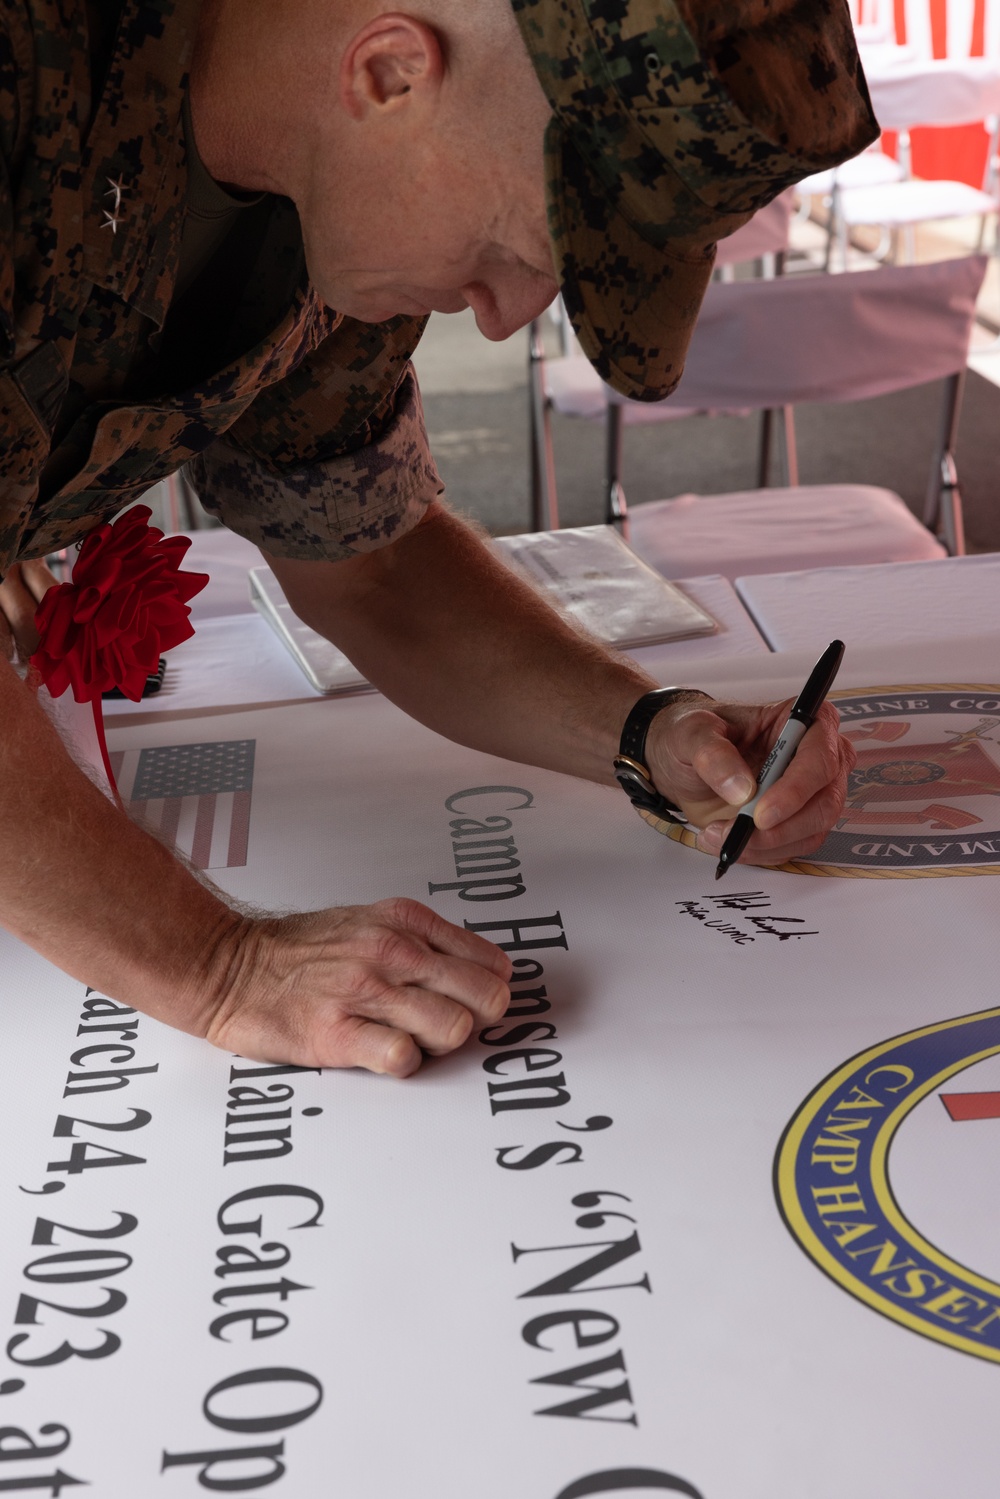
92,699,124,810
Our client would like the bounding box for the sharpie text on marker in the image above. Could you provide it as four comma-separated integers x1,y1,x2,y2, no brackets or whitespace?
715,640,846,880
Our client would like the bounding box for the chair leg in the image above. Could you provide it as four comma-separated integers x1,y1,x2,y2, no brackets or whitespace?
758,406,798,492
924,371,965,554
757,410,774,487
163,473,182,532
940,462,967,557
528,319,560,531
779,408,799,488
556,298,575,358
528,325,540,522
983,116,1000,198
607,480,630,539
604,403,625,529
176,466,201,529
836,206,849,273
823,188,837,273
898,129,912,178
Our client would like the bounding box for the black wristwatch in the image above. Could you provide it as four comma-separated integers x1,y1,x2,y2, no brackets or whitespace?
613,687,712,830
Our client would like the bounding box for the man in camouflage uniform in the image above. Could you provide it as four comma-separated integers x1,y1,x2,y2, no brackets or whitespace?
0,0,872,1073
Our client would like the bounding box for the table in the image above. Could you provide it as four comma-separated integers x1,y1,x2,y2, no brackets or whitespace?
736,553,1000,653
104,551,768,726
3,635,1000,1496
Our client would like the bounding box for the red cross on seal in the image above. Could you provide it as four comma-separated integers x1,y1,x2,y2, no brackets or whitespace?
940,1092,1000,1121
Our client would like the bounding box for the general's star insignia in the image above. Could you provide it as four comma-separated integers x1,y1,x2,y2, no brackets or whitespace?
101,177,125,233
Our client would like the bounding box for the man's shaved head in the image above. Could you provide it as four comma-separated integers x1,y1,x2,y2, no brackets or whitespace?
331,0,532,157
340,0,522,52
191,0,558,337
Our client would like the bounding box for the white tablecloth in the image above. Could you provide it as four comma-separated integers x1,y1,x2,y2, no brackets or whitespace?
736,554,1000,653
634,573,768,671
180,526,264,621
107,563,767,724
102,613,326,724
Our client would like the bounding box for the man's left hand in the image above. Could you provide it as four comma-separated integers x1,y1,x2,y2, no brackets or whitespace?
645,695,855,866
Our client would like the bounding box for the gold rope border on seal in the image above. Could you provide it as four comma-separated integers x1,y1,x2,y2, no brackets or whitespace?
656,684,1000,879
774,1006,1000,1363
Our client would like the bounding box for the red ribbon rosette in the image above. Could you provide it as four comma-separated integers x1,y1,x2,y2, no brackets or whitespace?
31,505,209,798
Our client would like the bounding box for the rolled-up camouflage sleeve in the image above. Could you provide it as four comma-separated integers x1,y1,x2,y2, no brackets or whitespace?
189,313,443,561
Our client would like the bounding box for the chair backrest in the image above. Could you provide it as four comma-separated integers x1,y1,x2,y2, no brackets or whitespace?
895,0,1000,59
866,55,1000,127
850,0,895,39
989,0,1000,62
541,191,794,370
629,256,987,413
867,0,1000,65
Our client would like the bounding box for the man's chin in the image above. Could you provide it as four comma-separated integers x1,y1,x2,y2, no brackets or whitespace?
311,276,479,321
312,285,456,323
345,307,402,323
316,296,398,324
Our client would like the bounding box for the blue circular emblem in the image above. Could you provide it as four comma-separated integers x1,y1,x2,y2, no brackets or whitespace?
776,1007,1000,1361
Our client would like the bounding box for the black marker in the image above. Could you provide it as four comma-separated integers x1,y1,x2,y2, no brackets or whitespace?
715,640,845,881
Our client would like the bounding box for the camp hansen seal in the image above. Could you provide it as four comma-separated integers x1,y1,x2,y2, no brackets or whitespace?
776,1005,1000,1363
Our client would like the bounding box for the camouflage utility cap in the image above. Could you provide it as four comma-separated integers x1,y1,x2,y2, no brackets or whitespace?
512,0,878,401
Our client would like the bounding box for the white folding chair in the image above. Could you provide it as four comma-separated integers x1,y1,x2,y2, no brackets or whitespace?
895,0,1000,61
849,0,897,46
831,58,1000,266
618,256,986,579
796,144,906,272
528,194,795,530
799,0,908,223
853,0,1000,62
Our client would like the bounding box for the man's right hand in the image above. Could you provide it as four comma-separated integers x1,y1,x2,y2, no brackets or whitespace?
202,898,512,1076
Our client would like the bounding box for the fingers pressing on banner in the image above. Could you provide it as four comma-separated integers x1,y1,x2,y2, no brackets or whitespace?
203,897,512,1077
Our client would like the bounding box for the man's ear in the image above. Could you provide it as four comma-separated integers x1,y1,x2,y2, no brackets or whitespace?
340,14,444,119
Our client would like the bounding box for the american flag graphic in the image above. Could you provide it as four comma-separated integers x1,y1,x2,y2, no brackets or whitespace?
110,740,256,869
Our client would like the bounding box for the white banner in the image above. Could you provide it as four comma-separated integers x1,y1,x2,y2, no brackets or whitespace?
0,654,997,1496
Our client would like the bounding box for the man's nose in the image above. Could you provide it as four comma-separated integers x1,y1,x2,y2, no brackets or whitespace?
463,275,560,342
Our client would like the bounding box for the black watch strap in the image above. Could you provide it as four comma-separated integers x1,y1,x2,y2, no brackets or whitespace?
613,687,712,829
